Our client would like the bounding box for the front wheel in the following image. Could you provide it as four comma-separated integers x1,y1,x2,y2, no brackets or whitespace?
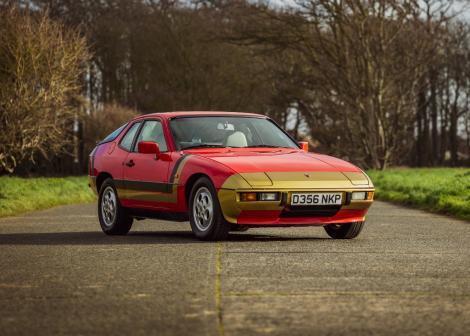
98,178,133,235
324,221,365,239
189,177,230,241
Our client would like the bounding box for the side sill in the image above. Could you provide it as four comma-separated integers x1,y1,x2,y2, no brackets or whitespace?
127,208,188,222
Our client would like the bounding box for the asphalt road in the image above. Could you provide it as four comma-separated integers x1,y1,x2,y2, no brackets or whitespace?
0,201,469,336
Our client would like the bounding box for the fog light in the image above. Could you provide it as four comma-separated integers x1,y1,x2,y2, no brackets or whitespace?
352,191,367,200
240,192,257,202
259,192,279,201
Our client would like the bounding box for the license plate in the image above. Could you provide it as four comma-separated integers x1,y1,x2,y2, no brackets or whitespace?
291,193,342,206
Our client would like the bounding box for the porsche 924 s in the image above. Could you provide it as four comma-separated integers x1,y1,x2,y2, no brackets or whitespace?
88,112,374,240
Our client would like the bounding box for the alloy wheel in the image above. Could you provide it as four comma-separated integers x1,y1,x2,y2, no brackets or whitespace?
101,186,117,227
193,187,214,231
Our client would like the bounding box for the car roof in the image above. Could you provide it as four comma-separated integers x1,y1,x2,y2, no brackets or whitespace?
132,111,266,121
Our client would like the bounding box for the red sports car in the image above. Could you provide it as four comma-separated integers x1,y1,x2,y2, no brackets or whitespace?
89,111,374,240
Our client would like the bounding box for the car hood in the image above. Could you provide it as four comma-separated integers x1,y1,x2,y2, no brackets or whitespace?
194,150,372,189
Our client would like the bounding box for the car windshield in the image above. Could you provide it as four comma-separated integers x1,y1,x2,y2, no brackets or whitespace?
170,116,298,150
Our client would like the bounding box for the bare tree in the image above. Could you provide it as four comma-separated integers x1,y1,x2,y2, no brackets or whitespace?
1,1,468,173
0,7,89,173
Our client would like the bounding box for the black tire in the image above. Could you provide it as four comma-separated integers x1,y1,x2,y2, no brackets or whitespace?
189,177,230,241
98,178,133,235
324,221,365,239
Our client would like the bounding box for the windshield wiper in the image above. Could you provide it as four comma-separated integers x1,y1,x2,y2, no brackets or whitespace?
181,144,226,150
181,144,292,150
245,145,290,148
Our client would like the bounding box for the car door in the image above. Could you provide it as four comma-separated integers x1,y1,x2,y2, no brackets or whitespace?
122,119,172,209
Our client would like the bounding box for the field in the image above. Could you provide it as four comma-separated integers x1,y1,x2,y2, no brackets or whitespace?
0,176,95,218
368,168,470,221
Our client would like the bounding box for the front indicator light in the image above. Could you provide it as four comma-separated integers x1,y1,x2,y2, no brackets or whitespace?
240,192,257,202
352,191,367,200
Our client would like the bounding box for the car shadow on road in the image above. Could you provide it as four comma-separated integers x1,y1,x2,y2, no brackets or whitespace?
0,230,326,246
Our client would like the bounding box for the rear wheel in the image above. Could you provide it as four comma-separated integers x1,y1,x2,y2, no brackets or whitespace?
98,178,133,235
189,177,230,241
324,221,364,239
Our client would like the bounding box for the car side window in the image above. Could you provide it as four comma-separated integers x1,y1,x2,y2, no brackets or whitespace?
120,122,141,151
134,120,168,152
99,123,127,144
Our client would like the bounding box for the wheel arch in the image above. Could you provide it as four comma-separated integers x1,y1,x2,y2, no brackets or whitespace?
184,173,213,205
178,155,238,212
96,172,113,193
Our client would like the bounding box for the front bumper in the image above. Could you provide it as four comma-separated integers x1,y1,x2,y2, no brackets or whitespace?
218,188,373,226
217,172,374,226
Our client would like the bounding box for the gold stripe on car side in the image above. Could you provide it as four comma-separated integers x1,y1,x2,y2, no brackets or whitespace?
117,186,179,203
169,154,192,184
115,155,192,204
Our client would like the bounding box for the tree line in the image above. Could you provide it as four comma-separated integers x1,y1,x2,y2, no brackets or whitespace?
0,0,469,174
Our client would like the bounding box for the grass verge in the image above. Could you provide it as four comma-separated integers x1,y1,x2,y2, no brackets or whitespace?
368,168,470,221
0,176,95,218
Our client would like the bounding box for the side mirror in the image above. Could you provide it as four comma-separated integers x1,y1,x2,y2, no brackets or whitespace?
299,141,309,152
138,141,160,159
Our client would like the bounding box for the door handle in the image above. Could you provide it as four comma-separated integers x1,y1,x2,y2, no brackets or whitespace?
125,160,135,167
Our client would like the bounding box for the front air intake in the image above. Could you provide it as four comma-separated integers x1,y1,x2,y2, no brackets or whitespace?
280,205,341,218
